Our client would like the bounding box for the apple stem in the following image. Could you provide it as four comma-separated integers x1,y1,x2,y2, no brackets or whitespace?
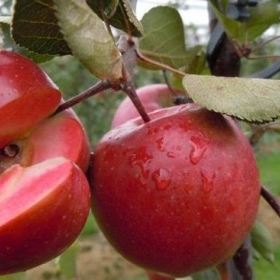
136,49,186,77
122,81,151,123
147,272,175,280
250,123,280,146
54,80,115,115
261,185,280,217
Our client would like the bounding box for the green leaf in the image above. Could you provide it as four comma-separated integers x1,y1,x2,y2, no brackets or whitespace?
186,49,206,74
0,19,53,62
58,242,79,278
86,0,143,37
183,75,280,123
0,273,26,280
192,268,220,280
139,6,201,70
12,0,71,55
251,220,275,263
257,152,280,195
244,2,280,42
169,50,206,91
209,1,280,43
220,0,229,12
86,0,119,19
80,214,99,237
55,0,123,81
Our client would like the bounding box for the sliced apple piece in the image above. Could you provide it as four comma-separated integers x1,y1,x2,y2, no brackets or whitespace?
0,157,90,274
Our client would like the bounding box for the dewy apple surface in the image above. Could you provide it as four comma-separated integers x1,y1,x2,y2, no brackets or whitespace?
0,51,91,274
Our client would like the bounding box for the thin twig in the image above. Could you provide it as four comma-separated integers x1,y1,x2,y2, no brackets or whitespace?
253,35,280,52
261,185,280,217
54,80,114,115
230,39,280,62
248,55,280,61
262,122,280,132
136,50,186,77
250,122,280,146
249,126,265,146
121,81,150,123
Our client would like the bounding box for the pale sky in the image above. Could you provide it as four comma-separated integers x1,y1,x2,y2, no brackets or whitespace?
136,0,209,26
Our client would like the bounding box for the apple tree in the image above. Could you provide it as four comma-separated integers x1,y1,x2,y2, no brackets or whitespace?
1,0,280,280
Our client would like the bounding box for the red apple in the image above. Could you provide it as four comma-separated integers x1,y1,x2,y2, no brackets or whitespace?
112,84,173,128
0,51,61,148
18,110,90,171
0,158,90,274
91,104,260,277
0,51,91,274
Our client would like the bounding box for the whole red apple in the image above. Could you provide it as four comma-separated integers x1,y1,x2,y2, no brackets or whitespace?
0,51,90,274
112,84,173,128
91,104,260,277
0,51,61,148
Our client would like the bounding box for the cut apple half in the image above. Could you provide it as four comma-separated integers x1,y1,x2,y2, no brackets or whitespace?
0,157,90,274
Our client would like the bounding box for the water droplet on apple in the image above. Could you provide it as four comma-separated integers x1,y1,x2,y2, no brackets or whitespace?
201,170,216,193
166,151,176,158
152,168,171,190
155,137,164,151
189,135,208,164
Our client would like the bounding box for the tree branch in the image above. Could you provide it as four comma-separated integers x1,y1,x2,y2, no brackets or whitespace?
261,185,280,217
136,50,186,77
54,80,114,115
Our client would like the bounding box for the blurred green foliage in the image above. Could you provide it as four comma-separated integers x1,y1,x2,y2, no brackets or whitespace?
257,151,280,194
80,214,99,238
255,247,280,280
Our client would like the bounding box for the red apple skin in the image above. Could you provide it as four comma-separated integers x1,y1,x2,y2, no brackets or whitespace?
0,51,91,273
112,84,173,128
19,110,90,171
92,104,260,277
0,51,61,148
0,158,90,274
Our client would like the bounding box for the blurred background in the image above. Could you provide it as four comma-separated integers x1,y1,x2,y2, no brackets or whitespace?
1,0,280,279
